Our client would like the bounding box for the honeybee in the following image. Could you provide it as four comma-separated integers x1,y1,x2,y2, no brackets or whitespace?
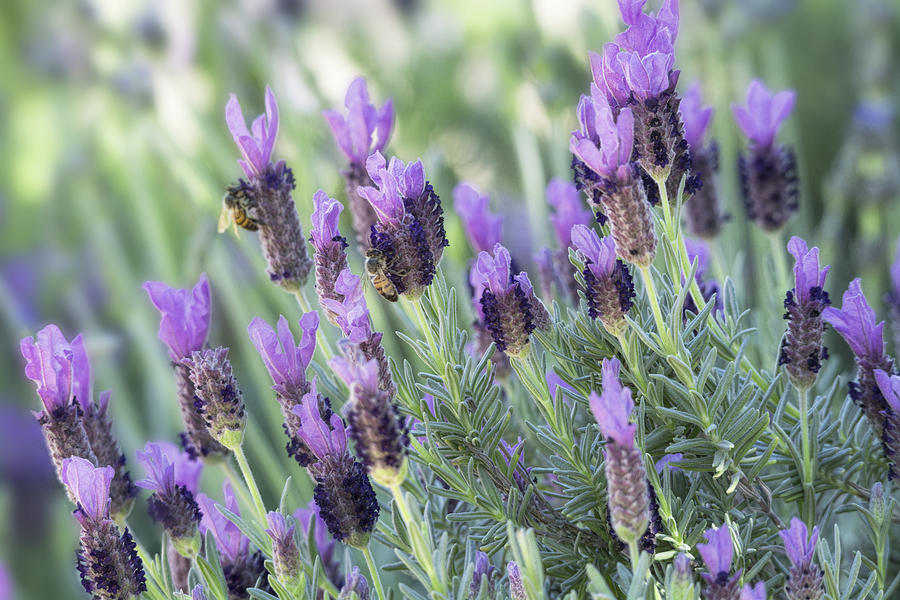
365,248,399,302
217,182,260,236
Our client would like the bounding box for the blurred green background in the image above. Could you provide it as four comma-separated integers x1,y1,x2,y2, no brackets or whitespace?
0,0,898,597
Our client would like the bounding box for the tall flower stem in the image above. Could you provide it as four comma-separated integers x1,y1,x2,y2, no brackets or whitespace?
389,483,447,595
628,540,640,572
797,385,815,525
293,289,334,361
362,545,386,600
637,265,673,354
768,232,790,298
232,444,267,523
406,296,440,360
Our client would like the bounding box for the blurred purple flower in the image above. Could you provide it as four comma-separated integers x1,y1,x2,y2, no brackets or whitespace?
680,81,715,149
779,517,819,568
323,77,394,166
197,482,249,562
453,183,503,253
546,369,575,401
320,269,372,344
294,499,340,583
135,441,202,496
225,85,279,178
741,582,766,600
547,178,592,248
697,524,733,577
589,358,636,448
654,453,683,473
731,80,796,150
143,274,211,362
876,370,900,414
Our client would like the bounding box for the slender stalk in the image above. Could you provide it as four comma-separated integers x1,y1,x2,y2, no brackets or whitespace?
222,461,254,510
232,444,267,523
409,296,440,358
797,385,815,525
362,545,386,600
628,540,640,572
768,232,789,296
294,289,335,361
390,483,446,594
637,265,672,353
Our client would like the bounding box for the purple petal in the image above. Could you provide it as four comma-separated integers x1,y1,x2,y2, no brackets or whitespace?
547,178,592,248
68,334,93,413
589,358,636,447
680,81,714,149
697,524,733,575
61,456,113,521
875,370,900,414
310,190,344,250
403,160,426,200
198,482,248,562
265,511,295,546
453,183,503,253
143,274,211,361
292,382,333,459
323,110,353,161
571,224,617,279
740,582,766,600
822,278,884,361
778,517,818,567
298,312,320,370
20,324,75,414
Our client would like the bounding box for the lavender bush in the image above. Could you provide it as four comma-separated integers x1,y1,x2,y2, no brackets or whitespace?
5,0,900,599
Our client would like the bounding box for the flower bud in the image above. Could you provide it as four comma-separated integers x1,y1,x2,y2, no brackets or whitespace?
507,562,526,600
338,566,370,600
266,512,302,591
184,347,246,449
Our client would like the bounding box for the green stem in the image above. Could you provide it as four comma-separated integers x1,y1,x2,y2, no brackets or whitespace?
409,295,440,358
390,483,446,594
232,444,267,523
628,540,640,572
797,385,815,525
637,265,672,353
294,289,334,361
222,461,255,510
362,545,386,600
768,232,789,298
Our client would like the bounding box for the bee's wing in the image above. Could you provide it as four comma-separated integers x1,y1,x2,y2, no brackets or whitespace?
217,206,241,238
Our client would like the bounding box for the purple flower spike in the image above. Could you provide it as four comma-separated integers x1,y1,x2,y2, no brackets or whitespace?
571,224,635,332
266,511,301,588
572,225,618,279
680,81,714,150
741,582,766,600
321,269,372,344
225,85,279,178
266,512,295,545
507,562,526,600
136,441,202,496
197,482,249,562
589,358,636,447
359,152,419,227
292,382,348,461
614,0,679,56
248,312,319,396
453,183,503,253
143,274,211,362
547,178,592,248
823,279,885,362
570,86,635,181
731,80,796,150
20,324,75,415
61,456,113,523
323,77,394,167
310,190,346,254
788,237,829,305
779,517,819,568
697,524,733,577
616,50,673,102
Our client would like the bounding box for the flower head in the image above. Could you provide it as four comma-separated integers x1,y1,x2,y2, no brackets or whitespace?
731,80,796,150
320,269,372,344
339,566,370,600
616,50,673,101
655,453,683,473
470,551,497,598
248,312,319,395
265,511,295,546
697,524,733,576
570,85,635,181
572,224,618,279
589,358,636,447
184,346,246,448
225,85,279,178
61,456,113,523
507,562,526,600
292,381,348,461
614,0,679,56
197,482,249,562
875,370,900,414
323,77,394,166
453,183,503,253
680,81,714,149
310,190,347,254
20,324,77,415
741,582,766,600
143,274,211,362
359,152,424,227
823,278,885,362
191,586,208,600
136,441,202,496
787,237,829,305
779,517,819,568
547,178,592,248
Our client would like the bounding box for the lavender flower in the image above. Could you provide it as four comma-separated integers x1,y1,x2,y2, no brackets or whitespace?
192,586,208,600
589,358,648,545
571,224,635,334
668,553,694,600
338,566,370,600
469,243,551,356
292,385,379,548
507,561,526,600
539,178,593,301
310,190,350,327
144,274,227,460
183,347,246,449
655,453,683,473
570,88,657,267
778,237,831,389
732,80,799,231
469,551,498,599
265,512,302,590
0,565,11,600
331,353,408,486
321,268,395,394
324,77,395,253
225,86,312,290
198,482,267,599
875,370,900,475
295,499,341,586
823,279,895,441
248,312,327,466
135,442,202,557
697,524,740,599
741,583,766,600
681,82,724,238
779,517,822,600
358,152,449,299
454,183,504,254
62,457,146,600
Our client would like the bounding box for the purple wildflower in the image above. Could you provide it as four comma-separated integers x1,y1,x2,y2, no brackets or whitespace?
889,239,900,350
359,152,449,299
310,190,350,327
698,524,741,597
292,385,380,548
330,353,408,485
546,369,575,402
654,453,683,473
183,347,246,449
778,237,831,388
225,86,312,291
571,224,635,333
590,358,648,545
547,178,592,249
323,77,394,167
339,566,370,600
823,279,895,447
741,582,766,600
62,457,146,599
143,274,211,362
295,499,341,586
266,512,302,590
20,324,76,416
453,183,503,254
192,586,208,600
681,82,714,150
733,80,799,231
779,517,819,568
680,82,724,238
470,551,498,599
470,243,551,356
507,562,526,600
